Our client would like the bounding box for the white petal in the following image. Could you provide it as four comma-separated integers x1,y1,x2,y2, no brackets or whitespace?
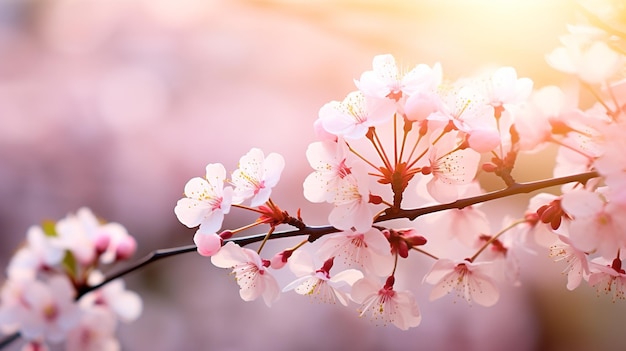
561,189,603,217
211,242,248,268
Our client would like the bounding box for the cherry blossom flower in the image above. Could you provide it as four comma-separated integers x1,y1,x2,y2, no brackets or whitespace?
316,228,393,276
549,235,590,290
303,140,354,203
7,226,64,280
484,67,533,113
383,228,427,259
174,163,233,234
561,189,626,259
318,90,395,140
588,258,626,301
422,132,481,203
351,276,421,330
327,170,374,233
231,148,285,207
1,276,81,343
428,83,500,152
594,119,626,205
211,242,280,306
81,272,142,323
356,54,442,102
282,252,363,306
54,208,101,265
475,234,521,286
96,222,137,264
424,259,500,307
65,307,119,351
546,26,622,84
53,208,135,266
511,85,575,151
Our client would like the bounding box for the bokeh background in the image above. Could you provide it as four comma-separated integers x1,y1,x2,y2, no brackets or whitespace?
1,0,625,350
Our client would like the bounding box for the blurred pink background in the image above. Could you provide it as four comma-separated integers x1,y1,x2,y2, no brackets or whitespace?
2,0,625,350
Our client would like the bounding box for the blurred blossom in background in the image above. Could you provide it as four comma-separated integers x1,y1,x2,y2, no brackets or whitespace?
1,0,626,350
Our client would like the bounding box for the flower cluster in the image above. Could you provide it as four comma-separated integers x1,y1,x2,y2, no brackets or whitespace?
3,1,626,347
0,208,141,350
167,0,626,330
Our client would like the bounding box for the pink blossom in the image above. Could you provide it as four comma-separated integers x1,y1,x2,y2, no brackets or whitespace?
351,276,421,330
561,189,626,259
231,148,285,207
65,307,119,351
4,276,81,343
428,84,499,152
588,258,626,301
82,272,142,323
594,119,626,205
327,171,373,233
96,222,137,264
423,132,481,203
485,66,533,110
425,205,490,247
54,208,101,265
211,242,280,307
356,54,442,102
549,235,590,290
424,259,500,307
318,90,395,140
303,140,354,203
7,226,64,280
546,27,622,84
174,163,233,234
316,228,393,276
193,232,223,257
511,86,570,151
282,252,363,306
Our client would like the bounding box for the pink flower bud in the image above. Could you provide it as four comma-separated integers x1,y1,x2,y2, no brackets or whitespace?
115,237,137,261
270,250,293,269
94,234,110,256
193,232,223,257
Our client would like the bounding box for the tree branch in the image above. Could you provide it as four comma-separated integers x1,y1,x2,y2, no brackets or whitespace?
0,170,599,349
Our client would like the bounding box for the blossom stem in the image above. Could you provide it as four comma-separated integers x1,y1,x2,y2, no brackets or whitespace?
548,137,595,160
398,118,411,163
406,128,446,169
232,203,267,214
582,82,616,118
469,219,526,262
405,133,423,166
394,113,399,165
368,128,393,170
411,247,439,260
289,239,309,252
391,252,399,276
257,226,276,254
231,221,265,235
348,143,382,173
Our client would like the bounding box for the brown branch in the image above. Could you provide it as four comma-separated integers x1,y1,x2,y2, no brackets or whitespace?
0,170,599,350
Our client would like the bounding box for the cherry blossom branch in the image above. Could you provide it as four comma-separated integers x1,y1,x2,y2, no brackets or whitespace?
0,170,599,349
81,170,599,298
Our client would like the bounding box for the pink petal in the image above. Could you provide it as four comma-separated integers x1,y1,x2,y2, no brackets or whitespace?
193,232,223,257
